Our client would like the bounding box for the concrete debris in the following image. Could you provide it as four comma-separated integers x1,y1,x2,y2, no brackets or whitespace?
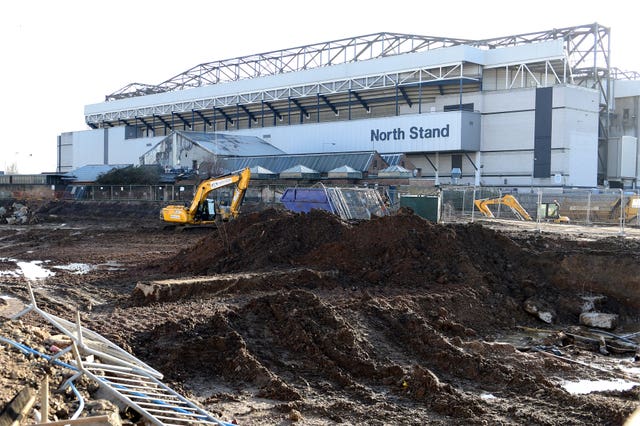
3,203,30,225
580,295,607,313
523,298,556,324
86,399,123,426
579,312,619,330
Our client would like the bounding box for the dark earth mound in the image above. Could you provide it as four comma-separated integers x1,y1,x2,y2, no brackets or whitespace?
1,203,639,425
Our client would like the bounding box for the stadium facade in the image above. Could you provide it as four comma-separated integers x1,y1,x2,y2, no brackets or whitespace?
58,23,640,188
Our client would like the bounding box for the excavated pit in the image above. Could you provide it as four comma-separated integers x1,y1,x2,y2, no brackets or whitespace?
1,203,639,424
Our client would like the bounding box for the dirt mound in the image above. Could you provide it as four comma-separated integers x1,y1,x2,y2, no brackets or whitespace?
162,209,348,274
130,208,640,423
163,208,519,281
158,209,640,325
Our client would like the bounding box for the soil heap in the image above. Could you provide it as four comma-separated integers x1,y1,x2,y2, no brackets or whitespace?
131,208,639,424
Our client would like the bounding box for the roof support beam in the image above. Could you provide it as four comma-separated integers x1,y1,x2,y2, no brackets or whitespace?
119,119,129,126
464,152,478,171
263,102,282,120
194,109,211,127
137,116,154,136
173,112,190,129
290,98,309,119
154,114,172,130
350,90,370,112
239,104,257,123
215,108,234,125
320,95,339,115
399,86,413,108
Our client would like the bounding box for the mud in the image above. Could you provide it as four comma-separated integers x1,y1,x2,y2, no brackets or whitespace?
0,201,639,425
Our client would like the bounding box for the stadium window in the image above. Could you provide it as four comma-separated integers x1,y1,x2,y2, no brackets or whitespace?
451,155,462,170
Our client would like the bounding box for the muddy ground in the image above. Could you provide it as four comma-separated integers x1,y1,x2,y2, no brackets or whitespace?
1,200,640,425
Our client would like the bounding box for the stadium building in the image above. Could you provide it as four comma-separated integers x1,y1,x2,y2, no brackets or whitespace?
58,23,640,188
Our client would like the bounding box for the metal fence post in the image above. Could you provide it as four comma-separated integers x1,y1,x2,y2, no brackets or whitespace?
471,187,476,222
462,188,466,217
536,189,542,233
619,189,625,236
586,191,592,225
637,189,640,227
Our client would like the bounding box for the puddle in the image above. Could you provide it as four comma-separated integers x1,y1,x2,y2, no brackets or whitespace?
561,379,640,394
17,261,55,280
1,257,122,277
99,261,125,271
53,263,96,275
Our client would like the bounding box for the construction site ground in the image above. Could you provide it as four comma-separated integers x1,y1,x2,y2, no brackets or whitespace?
1,200,640,425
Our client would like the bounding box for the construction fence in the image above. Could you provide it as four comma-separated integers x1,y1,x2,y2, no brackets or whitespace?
61,184,640,231
439,187,640,229
63,184,286,205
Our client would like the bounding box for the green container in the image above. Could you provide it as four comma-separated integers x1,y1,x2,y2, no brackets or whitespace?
399,195,440,222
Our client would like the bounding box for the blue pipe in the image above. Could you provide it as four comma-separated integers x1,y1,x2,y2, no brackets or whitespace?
0,335,77,371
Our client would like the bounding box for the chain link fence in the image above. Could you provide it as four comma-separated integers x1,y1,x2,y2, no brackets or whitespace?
440,186,640,232
63,183,288,205
62,183,640,234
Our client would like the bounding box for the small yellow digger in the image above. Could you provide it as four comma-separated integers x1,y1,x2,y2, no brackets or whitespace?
474,194,570,223
160,168,251,226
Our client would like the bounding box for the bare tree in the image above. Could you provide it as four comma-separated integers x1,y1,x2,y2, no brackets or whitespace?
198,154,227,179
5,162,19,175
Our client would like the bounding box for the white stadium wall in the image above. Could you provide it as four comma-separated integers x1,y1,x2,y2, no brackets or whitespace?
58,127,164,173
65,85,600,187
230,111,480,154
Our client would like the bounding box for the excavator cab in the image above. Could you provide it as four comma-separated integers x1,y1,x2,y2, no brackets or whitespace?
537,201,570,223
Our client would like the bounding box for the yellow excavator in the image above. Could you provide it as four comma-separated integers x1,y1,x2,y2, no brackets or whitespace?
160,167,251,226
609,195,640,222
474,194,570,223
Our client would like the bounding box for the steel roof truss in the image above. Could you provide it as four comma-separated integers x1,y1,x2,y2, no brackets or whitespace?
194,110,211,127
320,95,339,115
290,98,309,118
350,91,370,112
239,104,257,123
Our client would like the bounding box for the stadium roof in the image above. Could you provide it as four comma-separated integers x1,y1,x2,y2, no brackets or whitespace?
163,131,285,157
105,24,613,101
220,151,379,173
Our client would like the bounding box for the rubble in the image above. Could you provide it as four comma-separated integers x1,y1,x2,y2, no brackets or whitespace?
523,297,557,324
2,203,30,225
580,312,620,330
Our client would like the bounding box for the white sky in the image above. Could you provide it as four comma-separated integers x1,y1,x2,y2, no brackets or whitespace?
1,0,638,174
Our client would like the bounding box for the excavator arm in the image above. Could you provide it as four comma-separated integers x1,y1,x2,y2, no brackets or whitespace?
474,195,533,221
227,167,251,219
